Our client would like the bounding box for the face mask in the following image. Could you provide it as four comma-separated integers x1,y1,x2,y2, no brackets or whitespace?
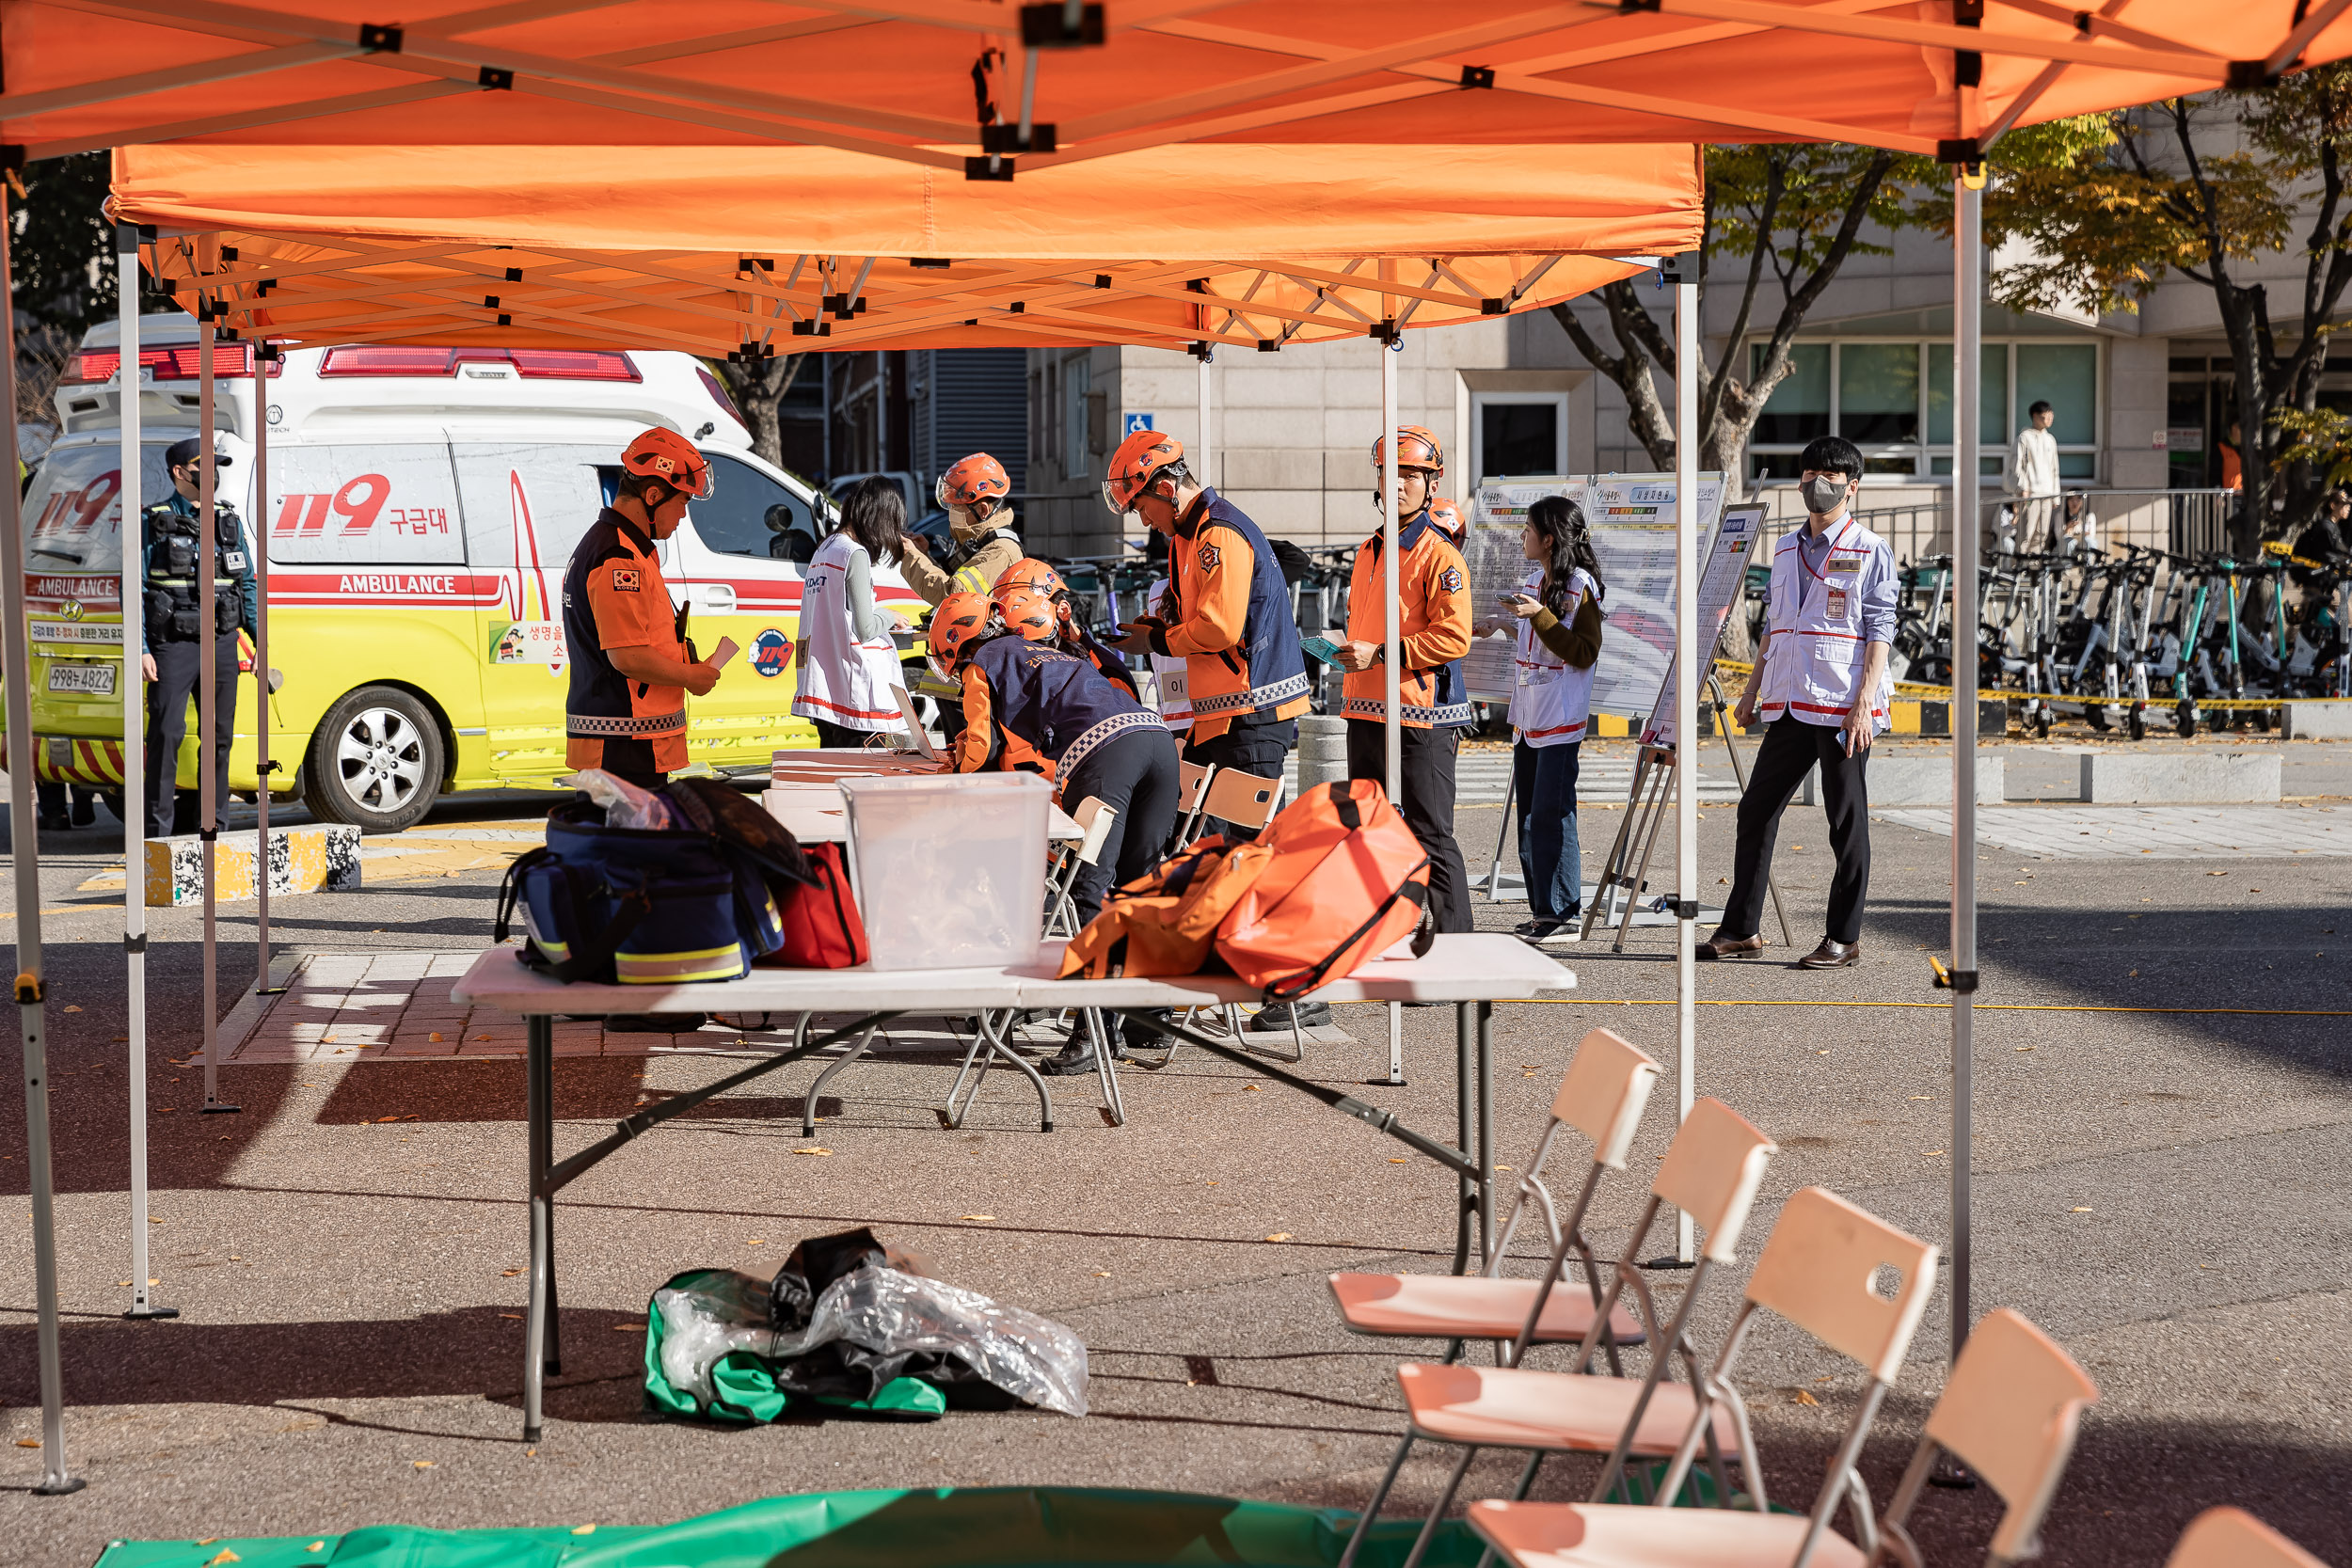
1801,475,1850,515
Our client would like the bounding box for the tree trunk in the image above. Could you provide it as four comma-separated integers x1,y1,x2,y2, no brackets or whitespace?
716,353,807,468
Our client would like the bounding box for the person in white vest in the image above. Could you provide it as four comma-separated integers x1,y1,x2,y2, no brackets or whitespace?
1470,494,1605,947
1701,436,1897,970
792,476,912,747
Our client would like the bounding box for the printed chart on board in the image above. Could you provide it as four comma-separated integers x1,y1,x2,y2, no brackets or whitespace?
1641,502,1767,749
1462,473,1725,714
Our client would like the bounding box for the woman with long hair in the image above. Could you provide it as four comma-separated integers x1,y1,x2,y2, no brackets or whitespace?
1471,493,1605,944
792,475,911,748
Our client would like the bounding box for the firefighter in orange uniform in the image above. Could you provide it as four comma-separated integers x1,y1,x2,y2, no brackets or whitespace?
563,427,724,788
1331,425,1474,933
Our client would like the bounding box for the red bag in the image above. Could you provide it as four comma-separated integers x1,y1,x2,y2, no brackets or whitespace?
1215,779,1434,999
759,842,869,969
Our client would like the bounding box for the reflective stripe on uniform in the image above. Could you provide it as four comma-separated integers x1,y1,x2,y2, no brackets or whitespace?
1189,670,1310,716
1343,695,1475,726
566,709,688,736
1057,708,1168,783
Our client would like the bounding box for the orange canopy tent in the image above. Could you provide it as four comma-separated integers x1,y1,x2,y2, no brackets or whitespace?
8,0,2351,1494
8,0,2344,167
112,139,1702,354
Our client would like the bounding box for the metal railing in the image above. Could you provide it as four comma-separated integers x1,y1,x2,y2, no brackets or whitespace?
1752,488,2243,565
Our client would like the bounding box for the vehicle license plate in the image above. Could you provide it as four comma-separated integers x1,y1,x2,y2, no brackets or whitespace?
46,662,117,696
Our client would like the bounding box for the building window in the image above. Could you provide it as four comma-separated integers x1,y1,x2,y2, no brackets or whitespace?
1748,339,2101,484
1471,391,1569,481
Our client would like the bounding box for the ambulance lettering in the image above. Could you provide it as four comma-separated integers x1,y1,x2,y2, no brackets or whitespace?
272,475,449,540
335,573,459,595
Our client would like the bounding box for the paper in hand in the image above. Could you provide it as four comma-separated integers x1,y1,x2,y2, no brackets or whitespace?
707,636,741,670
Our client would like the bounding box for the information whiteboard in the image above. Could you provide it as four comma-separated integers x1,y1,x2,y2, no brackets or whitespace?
1462,473,1725,714
1640,502,1767,749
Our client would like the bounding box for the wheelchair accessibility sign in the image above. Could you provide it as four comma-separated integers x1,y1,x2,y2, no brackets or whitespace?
1122,413,1154,436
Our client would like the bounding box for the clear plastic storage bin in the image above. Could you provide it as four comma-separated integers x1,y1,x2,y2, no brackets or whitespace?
836,772,1051,971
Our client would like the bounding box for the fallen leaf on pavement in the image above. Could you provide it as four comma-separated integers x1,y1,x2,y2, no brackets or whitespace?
14,1438,40,1448
501,1268,522,1277
613,1323,645,1333
961,1214,996,1222
63,1006,81,1013
306,1544,326,1554
1263,1232,1293,1243
1390,1158,1407,1164
205,1552,241,1567
412,1460,435,1469
573,1525,597,1536
1242,1084,1263,1092
500,1313,522,1321
747,1239,766,1245
2071,1206,2093,1213
793,1148,833,1157
1792,1389,1819,1406
429,1033,444,1043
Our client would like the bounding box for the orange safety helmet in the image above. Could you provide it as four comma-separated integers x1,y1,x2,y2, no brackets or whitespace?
926,591,999,673
994,556,1067,599
1373,425,1444,476
994,583,1060,643
936,452,1011,511
1103,429,1186,515
621,426,714,499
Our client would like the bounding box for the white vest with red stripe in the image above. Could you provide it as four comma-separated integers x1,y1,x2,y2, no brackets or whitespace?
1507,566,1597,749
791,531,908,733
1757,515,1894,732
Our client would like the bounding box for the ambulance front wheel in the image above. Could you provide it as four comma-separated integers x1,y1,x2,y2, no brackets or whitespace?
301,685,445,833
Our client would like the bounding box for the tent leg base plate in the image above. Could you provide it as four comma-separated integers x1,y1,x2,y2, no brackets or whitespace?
1642,1256,1695,1272
199,1102,242,1115
32,1476,87,1497
522,1425,542,1445
122,1305,179,1321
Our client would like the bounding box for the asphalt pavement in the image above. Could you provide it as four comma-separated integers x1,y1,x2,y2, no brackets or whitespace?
0,734,2344,1566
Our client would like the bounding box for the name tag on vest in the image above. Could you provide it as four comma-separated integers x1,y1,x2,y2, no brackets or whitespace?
1826,557,1860,574
1826,587,1849,618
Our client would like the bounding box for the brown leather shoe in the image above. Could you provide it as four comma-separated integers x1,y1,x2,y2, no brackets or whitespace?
1695,931,1766,960
1797,938,1863,969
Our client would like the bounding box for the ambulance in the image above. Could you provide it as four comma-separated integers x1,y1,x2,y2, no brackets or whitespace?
23,317,924,832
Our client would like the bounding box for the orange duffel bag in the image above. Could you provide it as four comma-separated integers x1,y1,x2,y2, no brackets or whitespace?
1216,779,1435,1000
1057,833,1272,979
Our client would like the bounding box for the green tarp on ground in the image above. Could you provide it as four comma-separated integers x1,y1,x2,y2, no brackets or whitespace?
91,1487,1488,1568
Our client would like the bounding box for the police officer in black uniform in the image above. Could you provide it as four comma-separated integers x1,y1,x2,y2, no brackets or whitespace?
139,436,258,840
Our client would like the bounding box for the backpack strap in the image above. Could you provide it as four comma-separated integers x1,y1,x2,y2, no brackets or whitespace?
497,847,657,985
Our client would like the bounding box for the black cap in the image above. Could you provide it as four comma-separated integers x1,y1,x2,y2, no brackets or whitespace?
164,437,230,469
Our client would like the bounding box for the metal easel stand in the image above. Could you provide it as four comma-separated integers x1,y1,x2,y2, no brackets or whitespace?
1580,745,1674,953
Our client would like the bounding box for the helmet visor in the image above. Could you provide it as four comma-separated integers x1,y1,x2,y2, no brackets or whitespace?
936,472,955,509
674,458,715,501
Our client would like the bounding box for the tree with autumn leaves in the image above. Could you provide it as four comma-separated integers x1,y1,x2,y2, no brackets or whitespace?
1553,71,2352,559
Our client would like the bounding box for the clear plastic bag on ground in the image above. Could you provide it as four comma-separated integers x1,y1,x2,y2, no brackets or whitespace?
653,1262,1088,1418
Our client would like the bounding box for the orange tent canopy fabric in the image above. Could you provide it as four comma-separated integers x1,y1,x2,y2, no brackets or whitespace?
115,140,1701,354
14,1,2346,166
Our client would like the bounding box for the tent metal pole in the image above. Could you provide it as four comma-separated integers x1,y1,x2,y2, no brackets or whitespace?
196,316,232,1115
1197,353,1212,490
253,341,279,995
1380,275,1402,1083
1673,273,1699,1264
2,184,86,1497
1950,169,1983,1363
119,225,171,1322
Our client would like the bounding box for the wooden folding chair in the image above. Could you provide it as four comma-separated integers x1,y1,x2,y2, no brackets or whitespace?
2166,1509,2328,1568
1466,1187,1939,1568
1874,1308,2098,1568
1374,1099,1778,1568
1333,1031,1661,1568
1172,759,1216,847
1330,1028,1659,1356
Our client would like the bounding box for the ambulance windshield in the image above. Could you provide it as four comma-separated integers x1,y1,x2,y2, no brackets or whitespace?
22,440,173,579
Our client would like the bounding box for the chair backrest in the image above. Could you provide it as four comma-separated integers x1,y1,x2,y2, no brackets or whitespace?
1648,1098,1776,1263
1741,1187,1938,1382
2166,1508,2328,1568
1068,797,1119,867
1176,760,1214,813
1200,767,1282,832
1550,1028,1661,1171
1922,1308,2098,1562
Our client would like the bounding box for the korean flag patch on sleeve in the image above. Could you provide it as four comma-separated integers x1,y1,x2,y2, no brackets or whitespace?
611,567,641,592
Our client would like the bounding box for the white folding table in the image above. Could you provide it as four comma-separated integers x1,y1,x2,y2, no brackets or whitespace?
450,934,1575,1440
